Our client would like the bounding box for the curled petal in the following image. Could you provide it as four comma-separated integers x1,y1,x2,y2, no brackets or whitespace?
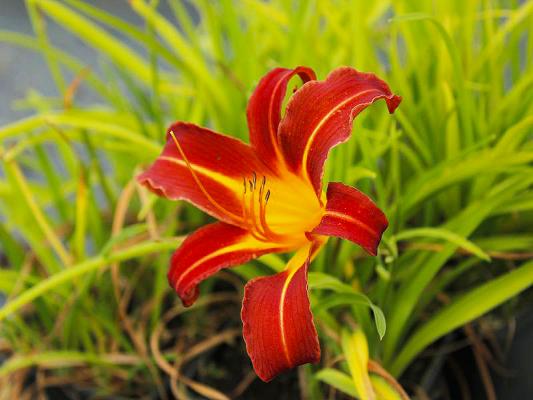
169,222,290,307
278,67,401,194
247,67,316,164
241,244,320,382
138,122,269,225
310,182,388,255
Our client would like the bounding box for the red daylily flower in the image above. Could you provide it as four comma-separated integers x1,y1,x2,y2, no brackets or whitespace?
138,66,401,382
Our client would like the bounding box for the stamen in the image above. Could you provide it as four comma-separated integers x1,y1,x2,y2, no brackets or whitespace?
257,176,267,235
168,131,243,222
248,180,257,229
259,189,272,236
258,187,287,242
241,175,266,241
248,175,270,240
241,177,249,225
258,176,265,200
258,185,267,233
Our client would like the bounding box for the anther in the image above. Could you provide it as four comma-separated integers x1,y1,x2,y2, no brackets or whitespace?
265,189,271,203
243,177,247,194
249,180,253,192
252,172,257,189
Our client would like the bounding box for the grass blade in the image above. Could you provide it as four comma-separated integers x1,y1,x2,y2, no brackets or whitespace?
390,259,533,376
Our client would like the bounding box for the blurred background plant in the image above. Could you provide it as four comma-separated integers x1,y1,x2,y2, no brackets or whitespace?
0,0,532,399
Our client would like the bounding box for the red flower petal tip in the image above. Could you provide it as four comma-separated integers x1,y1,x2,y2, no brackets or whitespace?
311,182,389,256
278,66,402,194
386,93,402,114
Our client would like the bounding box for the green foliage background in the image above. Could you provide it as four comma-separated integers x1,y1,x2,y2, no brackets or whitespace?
0,0,532,398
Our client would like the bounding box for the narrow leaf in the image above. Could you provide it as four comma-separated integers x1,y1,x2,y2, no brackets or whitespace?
391,260,533,375
395,227,490,261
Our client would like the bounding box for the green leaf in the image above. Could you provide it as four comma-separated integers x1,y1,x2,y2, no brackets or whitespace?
310,272,386,339
369,375,405,400
315,368,408,400
395,227,490,261
129,0,228,114
0,239,181,322
342,329,375,400
0,351,142,378
315,368,357,398
384,176,533,362
100,223,149,255
390,260,533,376
35,0,153,85
401,151,533,215
0,112,161,159
309,271,355,292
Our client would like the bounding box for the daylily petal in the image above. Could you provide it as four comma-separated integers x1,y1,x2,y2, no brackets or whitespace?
247,67,316,165
169,222,291,307
138,122,269,226
278,67,401,194
310,182,388,256
241,244,320,382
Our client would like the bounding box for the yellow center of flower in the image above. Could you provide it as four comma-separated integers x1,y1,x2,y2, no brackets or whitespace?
241,170,324,246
